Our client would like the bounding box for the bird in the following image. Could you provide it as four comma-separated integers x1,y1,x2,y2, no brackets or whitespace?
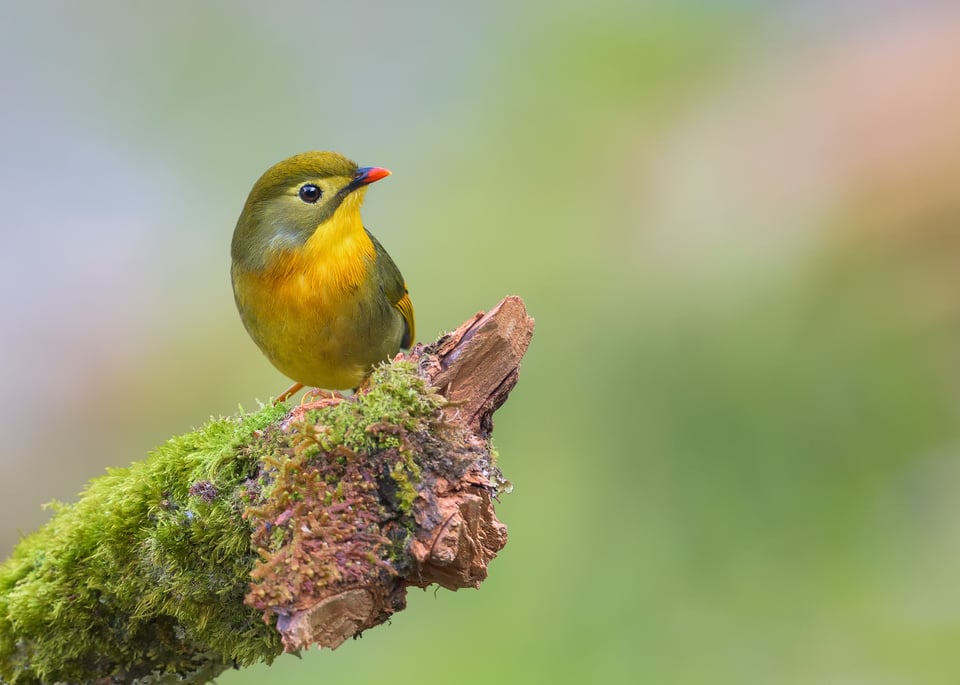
230,151,414,402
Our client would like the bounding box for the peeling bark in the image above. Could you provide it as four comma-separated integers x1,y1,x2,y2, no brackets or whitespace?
265,296,534,652
0,297,534,684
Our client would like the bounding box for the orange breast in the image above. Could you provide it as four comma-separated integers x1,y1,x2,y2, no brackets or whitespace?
233,224,387,389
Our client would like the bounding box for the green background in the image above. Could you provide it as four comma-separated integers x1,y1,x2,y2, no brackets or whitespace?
2,2,960,683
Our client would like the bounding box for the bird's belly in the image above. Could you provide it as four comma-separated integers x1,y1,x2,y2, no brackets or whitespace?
234,270,403,390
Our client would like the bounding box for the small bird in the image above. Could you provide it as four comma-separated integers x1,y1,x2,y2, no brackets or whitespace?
231,151,414,401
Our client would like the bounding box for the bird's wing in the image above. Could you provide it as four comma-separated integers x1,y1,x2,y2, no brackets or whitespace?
368,229,415,349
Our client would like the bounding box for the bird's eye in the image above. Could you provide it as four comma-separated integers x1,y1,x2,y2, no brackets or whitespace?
298,184,322,203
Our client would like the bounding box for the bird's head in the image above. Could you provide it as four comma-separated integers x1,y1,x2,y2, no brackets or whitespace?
232,151,390,270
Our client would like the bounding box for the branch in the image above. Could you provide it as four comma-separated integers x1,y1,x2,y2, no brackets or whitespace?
0,297,534,685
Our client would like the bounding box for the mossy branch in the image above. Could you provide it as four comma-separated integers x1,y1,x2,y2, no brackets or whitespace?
0,296,534,685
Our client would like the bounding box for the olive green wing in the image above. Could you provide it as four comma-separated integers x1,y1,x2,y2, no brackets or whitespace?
367,229,415,349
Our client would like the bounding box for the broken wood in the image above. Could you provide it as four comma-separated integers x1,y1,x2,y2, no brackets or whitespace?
268,295,534,650
0,296,535,685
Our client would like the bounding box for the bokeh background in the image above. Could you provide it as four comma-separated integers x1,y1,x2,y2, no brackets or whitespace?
3,2,960,683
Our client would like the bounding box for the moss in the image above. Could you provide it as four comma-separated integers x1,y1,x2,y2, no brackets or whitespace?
244,362,443,622
0,403,287,685
305,361,443,453
0,362,446,684
389,459,419,516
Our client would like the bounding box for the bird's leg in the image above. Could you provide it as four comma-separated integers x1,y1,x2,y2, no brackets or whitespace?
274,382,304,405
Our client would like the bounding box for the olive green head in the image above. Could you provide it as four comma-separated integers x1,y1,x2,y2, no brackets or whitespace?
231,151,390,271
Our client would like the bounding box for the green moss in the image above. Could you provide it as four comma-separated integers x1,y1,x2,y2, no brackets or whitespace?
0,361,447,684
244,362,443,622
0,403,287,685
389,460,419,516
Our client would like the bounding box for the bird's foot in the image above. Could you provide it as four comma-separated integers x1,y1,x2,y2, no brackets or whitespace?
301,388,347,406
280,388,349,427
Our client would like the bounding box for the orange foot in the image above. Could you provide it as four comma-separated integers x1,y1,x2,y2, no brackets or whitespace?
282,388,349,426
302,388,347,405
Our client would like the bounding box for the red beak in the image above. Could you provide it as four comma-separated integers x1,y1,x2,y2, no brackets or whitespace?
353,166,391,185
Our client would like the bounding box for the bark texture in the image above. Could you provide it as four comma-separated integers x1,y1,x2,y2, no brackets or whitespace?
272,295,533,649
0,297,534,685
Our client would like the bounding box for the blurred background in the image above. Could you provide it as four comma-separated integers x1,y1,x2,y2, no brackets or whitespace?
2,1,960,683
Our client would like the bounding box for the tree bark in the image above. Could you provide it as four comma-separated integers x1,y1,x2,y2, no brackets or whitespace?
0,297,534,685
